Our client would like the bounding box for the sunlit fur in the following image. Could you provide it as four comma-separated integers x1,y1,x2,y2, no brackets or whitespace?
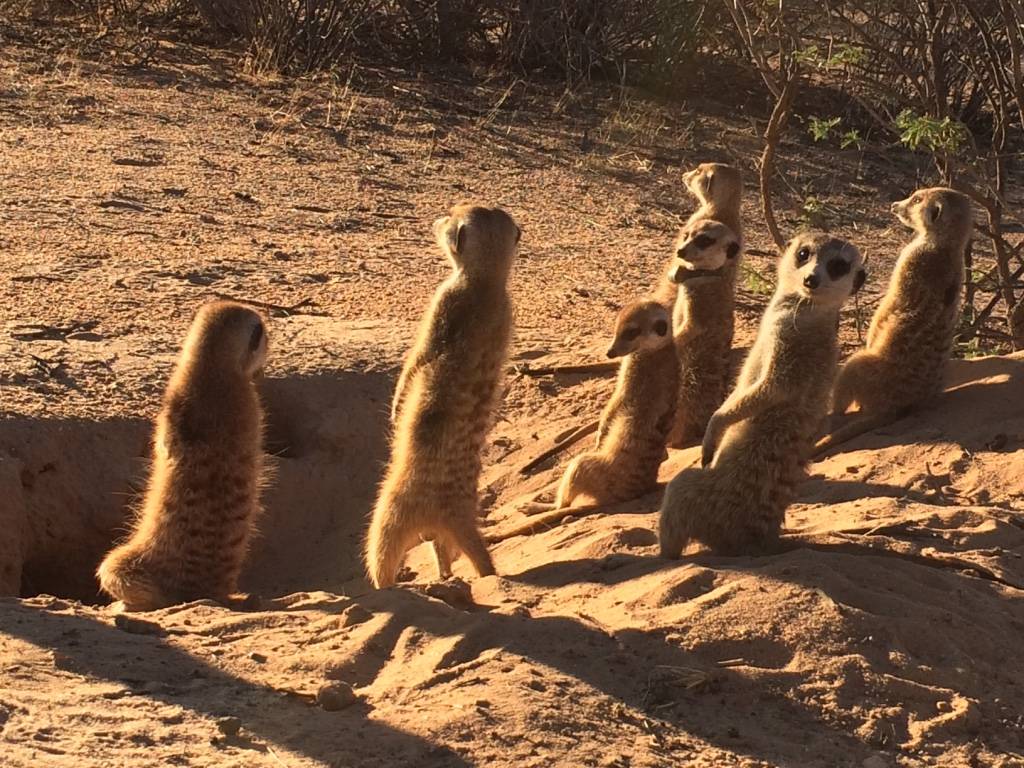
658,162,745,448
367,204,519,588
659,233,866,557
97,301,268,611
554,300,678,508
831,187,972,418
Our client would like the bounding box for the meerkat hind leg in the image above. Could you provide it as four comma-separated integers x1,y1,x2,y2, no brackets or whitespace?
445,522,496,578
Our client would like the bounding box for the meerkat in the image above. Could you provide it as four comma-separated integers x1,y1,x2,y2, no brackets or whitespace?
96,301,267,611
659,233,866,557
659,163,745,448
551,299,678,510
818,188,972,454
366,204,519,589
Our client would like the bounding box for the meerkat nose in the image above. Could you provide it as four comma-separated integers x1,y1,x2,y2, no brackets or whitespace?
890,201,901,214
803,274,820,290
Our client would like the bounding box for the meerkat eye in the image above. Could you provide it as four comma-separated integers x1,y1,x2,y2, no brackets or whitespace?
692,234,715,250
796,247,811,265
653,319,668,337
726,241,740,259
622,327,640,341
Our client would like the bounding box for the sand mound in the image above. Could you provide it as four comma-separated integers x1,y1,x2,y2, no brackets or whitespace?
1,355,1022,767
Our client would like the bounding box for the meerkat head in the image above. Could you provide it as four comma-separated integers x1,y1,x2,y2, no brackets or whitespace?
183,301,268,380
891,187,973,240
606,300,672,358
433,204,521,280
682,162,742,209
670,219,741,284
780,232,866,307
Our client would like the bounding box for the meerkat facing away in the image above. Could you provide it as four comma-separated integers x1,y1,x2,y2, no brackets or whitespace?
553,299,678,510
661,200,744,448
366,204,519,589
659,233,866,557
97,301,268,611
819,188,972,453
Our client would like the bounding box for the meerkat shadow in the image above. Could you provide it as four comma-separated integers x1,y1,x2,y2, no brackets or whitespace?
0,601,473,766
814,354,1024,458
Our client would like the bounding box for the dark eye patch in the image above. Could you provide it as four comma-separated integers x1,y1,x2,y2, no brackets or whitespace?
622,327,640,341
943,282,958,306
726,242,740,259
653,319,668,337
249,322,264,352
853,269,866,293
692,234,715,250
826,258,851,280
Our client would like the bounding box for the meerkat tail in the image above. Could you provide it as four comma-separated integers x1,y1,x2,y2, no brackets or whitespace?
813,407,913,458
658,468,711,559
364,502,415,589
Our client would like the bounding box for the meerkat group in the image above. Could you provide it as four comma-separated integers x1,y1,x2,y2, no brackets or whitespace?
63,168,970,612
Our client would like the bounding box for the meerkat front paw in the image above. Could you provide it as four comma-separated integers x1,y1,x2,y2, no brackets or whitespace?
701,418,722,467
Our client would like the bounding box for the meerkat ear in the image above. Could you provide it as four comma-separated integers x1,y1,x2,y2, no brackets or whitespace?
248,320,264,352
853,268,867,294
453,222,468,254
927,201,943,223
726,241,740,259
705,171,715,196
514,225,522,245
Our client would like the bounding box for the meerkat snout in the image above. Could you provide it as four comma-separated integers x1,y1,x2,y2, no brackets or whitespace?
787,235,865,304
671,219,740,284
606,301,671,358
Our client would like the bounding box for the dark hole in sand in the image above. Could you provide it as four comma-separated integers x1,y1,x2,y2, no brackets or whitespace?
0,371,394,603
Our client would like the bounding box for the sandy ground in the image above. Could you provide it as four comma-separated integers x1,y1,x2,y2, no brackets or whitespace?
1,20,1023,768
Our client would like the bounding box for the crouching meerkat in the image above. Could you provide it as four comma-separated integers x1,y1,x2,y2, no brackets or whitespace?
659,233,866,557
97,301,268,611
659,163,744,448
820,188,972,452
554,299,678,509
366,204,519,589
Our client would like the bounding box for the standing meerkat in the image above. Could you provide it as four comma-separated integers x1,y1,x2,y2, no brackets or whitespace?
367,204,519,589
97,301,268,611
553,299,678,509
659,233,866,557
660,163,745,448
819,188,972,453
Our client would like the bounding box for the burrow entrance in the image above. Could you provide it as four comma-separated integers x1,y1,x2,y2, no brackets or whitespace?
0,370,394,602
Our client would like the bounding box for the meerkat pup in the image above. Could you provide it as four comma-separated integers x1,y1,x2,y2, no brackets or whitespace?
97,301,268,611
823,188,972,448
659,233,866,557
659,163,745,448
366,204,519,589
553,299,678,509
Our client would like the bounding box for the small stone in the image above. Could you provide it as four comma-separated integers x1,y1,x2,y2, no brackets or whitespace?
317,682,356,712
249,652,268,664
526,679,546,692
114,614,165,637
425,578,475,611
216,717,242,737
340,604,372,628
